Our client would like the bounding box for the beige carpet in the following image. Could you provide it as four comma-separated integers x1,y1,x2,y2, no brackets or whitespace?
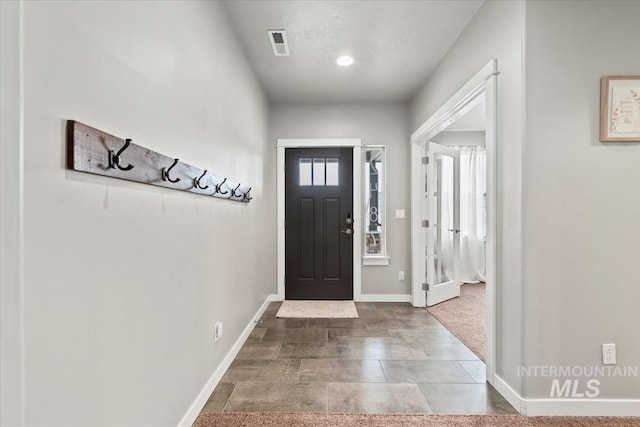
427,283,485,361
276,300,358,318
194,413,640,427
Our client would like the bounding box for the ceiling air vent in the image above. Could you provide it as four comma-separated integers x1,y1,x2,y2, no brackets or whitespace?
267,30,290,56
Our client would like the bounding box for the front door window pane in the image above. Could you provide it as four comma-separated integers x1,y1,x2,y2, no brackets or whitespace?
326,158,339,186
313,159,325,186
299,158,312,186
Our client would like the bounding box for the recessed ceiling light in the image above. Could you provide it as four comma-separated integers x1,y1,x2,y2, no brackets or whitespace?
336,55,354,67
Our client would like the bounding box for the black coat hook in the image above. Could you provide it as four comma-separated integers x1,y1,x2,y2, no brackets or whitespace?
230,183,241,199
194,170,209,190
243,187,252,202
108,138,135,171
215,178,228,195
162,158,181,183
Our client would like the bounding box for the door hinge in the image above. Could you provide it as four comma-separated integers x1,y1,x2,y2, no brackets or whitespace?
422,157,429,165
421,220,429,228
422,283,430,291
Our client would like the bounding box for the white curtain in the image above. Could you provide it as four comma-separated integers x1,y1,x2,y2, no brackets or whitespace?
459,147,486,283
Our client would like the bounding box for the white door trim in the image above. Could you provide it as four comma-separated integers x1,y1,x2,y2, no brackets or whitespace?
410,60,499,143
275,138,363,301
410,142,425,307
410,59,499,388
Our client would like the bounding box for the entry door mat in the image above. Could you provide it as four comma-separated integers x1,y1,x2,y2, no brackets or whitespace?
276,300,359,318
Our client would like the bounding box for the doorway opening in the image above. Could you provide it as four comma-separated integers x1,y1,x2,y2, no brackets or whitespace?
410,60,498,385
425,96,488,362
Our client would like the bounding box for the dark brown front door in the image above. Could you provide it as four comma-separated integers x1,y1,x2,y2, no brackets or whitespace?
285,148,354,300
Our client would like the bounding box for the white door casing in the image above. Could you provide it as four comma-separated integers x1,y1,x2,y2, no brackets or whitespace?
410,59,498,385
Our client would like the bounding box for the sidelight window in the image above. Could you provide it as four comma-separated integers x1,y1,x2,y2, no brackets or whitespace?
363,146,389,265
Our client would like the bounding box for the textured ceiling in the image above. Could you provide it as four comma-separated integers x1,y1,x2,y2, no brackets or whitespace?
222,0,484,103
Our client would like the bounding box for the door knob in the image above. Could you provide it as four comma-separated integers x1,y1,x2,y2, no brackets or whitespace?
341,229,353,235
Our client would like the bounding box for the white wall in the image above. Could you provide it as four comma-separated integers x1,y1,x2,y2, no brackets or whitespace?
410,0,524,392
270,103,411,296
522,0,640,399
1,1,24,426
14,1,273,425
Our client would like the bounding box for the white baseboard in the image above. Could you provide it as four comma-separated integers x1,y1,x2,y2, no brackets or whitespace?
177,294,276,427
355,294,412,303
493,374,524,414
493,374,640,416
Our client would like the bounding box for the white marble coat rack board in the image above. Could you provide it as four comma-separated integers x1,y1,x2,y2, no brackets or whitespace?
66,121,252,203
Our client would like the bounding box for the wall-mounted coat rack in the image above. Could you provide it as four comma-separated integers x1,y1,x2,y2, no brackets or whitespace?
66,121,252,203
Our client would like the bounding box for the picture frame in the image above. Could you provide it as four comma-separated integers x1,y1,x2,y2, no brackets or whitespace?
600,76,640,142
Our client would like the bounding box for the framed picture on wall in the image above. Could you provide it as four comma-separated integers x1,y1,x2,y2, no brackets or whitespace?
600,76,640,142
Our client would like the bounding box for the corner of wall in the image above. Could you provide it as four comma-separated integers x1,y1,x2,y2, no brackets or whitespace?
0,0,25,425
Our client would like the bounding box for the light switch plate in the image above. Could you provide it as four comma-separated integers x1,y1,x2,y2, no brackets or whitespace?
395,209,405,219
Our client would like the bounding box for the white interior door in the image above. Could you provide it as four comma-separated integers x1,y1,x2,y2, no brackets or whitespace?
424,142,461,306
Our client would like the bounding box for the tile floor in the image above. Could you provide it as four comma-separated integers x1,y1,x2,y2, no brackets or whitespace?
199,302,517,415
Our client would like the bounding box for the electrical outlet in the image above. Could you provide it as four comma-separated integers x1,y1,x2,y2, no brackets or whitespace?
398,271,405,281
602,343,616,365
214,322,223,342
